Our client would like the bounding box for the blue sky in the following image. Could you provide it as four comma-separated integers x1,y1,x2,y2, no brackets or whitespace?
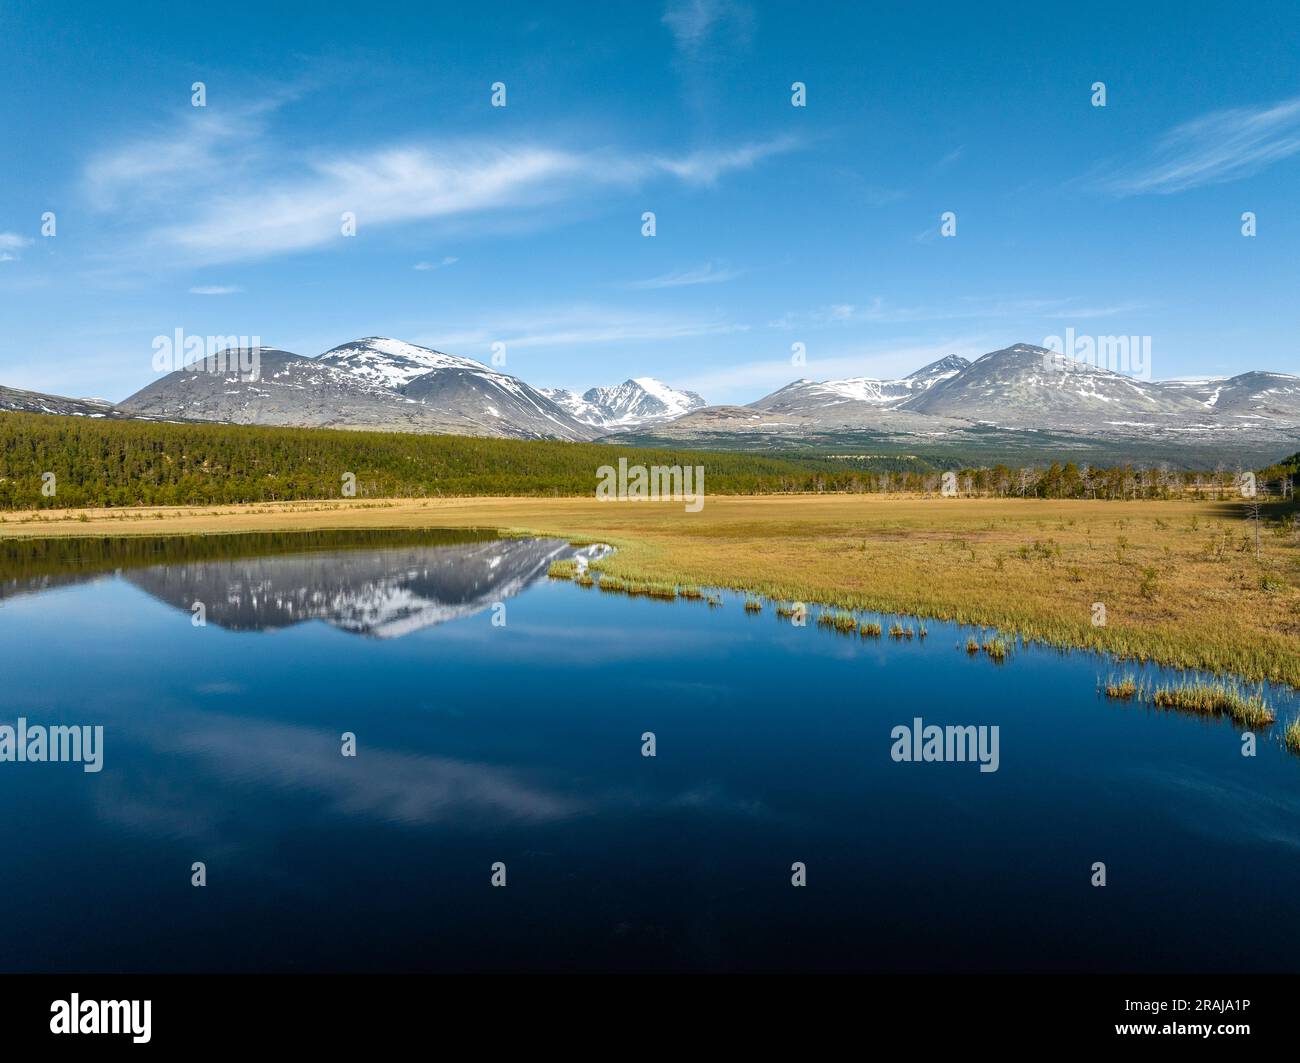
0,0,1297,403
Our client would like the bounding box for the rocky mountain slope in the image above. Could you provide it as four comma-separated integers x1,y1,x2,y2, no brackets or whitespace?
750,355,969,414
633,344,1299,463
900,344,1208,429
1153,371,1300,421
117,348,488,434
1,384,117,418
118,339,596,440
7,337,1297,461
542,377,707,430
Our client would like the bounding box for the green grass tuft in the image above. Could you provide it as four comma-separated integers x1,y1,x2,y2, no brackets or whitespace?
982,637,1009,661
1285,715,1300,755
1103,674,1138,699
547,559,578,580
1150,681,1274,727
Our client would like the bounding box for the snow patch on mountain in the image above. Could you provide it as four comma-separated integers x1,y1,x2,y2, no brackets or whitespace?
317,337,487,389
750,355,971,413
541,377,707,430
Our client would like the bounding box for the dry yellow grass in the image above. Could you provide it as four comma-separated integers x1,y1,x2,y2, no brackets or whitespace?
3,493,1298,685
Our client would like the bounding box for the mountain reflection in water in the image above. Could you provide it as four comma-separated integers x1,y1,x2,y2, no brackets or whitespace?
0,529,608,637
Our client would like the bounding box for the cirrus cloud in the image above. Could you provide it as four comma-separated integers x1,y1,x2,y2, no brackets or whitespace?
81,97,802,267
1097,96,1300,196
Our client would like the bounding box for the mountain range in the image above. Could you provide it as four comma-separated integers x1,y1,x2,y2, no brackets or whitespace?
634,344,1300,462
541,378,707,430
2,338,1297,462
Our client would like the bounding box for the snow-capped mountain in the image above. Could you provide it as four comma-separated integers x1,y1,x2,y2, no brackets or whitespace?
321,337,595,441
13,337,1299,461
317,336,486,389
750,355,969,414
743,345,1210,430
542,377,707,430
118,339,598,441
635,344,1300,463
118,348,488,434
901,344,1208,428
1154,371,1300,421
1,384,117,418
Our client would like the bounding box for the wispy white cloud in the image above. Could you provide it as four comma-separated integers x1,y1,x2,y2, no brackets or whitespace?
768,296,1148,329
624,261,742,289
413,256,458,271
188,285,242,295
1098,96,1300,196
414,305,749,352
81,99,799,265
0,232,33,262
662,0,753,61
662,1,756,126
934,147,963,171
651,137,797,185
148,143,585,264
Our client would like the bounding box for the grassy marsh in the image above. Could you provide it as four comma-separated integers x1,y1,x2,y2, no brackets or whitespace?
5,493,1298,687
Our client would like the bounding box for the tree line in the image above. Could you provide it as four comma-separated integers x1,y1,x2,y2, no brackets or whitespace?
0,412,1293,509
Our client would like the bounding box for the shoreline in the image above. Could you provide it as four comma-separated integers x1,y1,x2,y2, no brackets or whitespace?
2,494,1297,688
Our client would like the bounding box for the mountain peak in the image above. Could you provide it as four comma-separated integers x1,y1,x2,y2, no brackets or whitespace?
317,337,485,389
751,356,969,413
542,376,707,431
906,354,971,380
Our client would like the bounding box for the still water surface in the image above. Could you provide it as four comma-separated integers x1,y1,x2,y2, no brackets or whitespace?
1,529,1297,972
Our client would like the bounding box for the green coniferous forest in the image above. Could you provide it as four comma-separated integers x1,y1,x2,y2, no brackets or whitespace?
0,411,1295,509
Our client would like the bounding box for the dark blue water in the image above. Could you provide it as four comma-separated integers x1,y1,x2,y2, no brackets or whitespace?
1,530,1297,973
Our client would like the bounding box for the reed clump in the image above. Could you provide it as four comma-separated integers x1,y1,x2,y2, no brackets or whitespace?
1284,716,1300,755
859,621,882,638
743,598,763,613
624,579,677,600
819,610,857,632
1103,674,1139,699
982,637,1009,661
547,559,578,580
1150,681,1274,727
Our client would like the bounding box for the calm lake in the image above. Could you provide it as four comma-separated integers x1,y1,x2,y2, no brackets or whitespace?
1,529,1297,973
